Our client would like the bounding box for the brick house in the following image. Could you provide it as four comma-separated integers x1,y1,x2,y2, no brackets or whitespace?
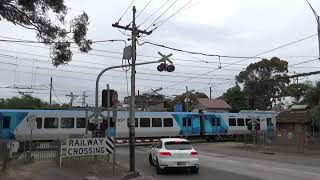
276,105,312,134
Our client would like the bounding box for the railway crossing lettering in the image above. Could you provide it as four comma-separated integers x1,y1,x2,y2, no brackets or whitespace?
66,137,114,156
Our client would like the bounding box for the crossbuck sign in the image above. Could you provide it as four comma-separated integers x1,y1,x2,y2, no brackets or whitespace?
66,137,114,156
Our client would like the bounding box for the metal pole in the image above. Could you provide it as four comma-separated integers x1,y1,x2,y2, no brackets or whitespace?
112,104,117,176
107,84,111,133
49,77,52,106
317,17,320,61
85,105,88,135
210,86,212,99
129,6,137,172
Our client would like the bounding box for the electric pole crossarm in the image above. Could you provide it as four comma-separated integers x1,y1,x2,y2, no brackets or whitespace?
112,23,152,35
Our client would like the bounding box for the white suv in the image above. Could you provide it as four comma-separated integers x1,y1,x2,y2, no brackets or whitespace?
149,138,200,174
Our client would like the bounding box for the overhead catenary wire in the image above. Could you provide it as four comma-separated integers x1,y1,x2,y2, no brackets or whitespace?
139,40,264,59
1,35,317,66
161,33,319,88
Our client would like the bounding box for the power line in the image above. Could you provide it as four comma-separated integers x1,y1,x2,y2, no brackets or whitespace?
136,0,153,19
145,0,178,30
2,35,316,66
0,51,243,74
288,58,319,67
162,33,318,87
0,60,234,85
138,0,171,27
150,0,193,32
117,0,136,23
139,40,263,59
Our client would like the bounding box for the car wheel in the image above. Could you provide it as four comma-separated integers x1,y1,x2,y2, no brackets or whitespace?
192,167,199,174
156,159,163,174
149,154,154,166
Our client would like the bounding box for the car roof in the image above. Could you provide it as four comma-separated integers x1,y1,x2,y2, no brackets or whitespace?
160,138,189,143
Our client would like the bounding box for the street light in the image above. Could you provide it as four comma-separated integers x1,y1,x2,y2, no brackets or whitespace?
306,0,320,61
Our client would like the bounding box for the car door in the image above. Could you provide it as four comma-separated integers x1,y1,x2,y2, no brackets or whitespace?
152,140,162,161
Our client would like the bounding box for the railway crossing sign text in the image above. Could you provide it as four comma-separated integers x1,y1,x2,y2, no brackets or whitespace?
66,137,114,156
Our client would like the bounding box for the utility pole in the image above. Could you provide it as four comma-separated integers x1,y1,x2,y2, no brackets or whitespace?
49,77,52,106
66,92,78,107
81,91,88,107
306,0,320,61
210,86,212,99
112,6,152,173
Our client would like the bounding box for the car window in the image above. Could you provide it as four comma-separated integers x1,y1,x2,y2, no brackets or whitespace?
164,141,192,150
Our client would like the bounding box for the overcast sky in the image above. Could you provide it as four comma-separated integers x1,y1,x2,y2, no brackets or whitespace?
0,0,320,106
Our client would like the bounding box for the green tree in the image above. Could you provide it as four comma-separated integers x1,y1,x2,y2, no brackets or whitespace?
0,95,49,109
236,57,289,110
303,82,320,107
222,85,248,112
285,83,313,103
0,0,91,66
312,104,320,129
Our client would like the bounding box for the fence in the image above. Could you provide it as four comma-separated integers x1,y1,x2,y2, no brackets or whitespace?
254,131,320,154
28,141,60,160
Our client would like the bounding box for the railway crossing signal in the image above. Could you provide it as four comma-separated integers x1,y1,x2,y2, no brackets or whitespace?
102,89,118,108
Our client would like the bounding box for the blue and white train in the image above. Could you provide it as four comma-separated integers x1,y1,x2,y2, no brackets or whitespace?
0,109,278,141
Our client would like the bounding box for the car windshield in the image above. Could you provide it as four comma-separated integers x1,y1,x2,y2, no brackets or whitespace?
164,141,192,150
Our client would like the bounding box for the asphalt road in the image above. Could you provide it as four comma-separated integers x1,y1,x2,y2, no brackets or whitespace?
116,142,320,180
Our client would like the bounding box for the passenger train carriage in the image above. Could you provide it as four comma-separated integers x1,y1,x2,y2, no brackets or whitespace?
0,109,277,141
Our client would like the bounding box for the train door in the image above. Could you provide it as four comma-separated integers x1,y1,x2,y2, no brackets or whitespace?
182,117,192,136
0,115,13,139
212,117,222,135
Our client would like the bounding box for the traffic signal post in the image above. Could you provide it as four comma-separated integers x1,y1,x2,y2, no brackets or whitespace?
94,52,173,172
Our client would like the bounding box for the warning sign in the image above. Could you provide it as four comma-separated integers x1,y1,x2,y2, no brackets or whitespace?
66,137,114,157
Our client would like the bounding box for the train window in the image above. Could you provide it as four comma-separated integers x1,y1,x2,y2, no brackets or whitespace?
188,118,192,126
127,118,139,127
140,118,150,127
211,118,216,126
152,118,162,127
183,117,192,126
163,118,173,127
135,118,139,127
228,118,236,126
60,118,75,128
0,116,11,129
216,117,221,126
245,118,251,125
44,117,58,128
36,118,42,129
110,118,115,127
267,118,273,126
76,118,86,128
237,118,245,126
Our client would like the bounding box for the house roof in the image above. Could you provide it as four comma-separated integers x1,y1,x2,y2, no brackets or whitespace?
196,98,232,109
276,110,311,123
